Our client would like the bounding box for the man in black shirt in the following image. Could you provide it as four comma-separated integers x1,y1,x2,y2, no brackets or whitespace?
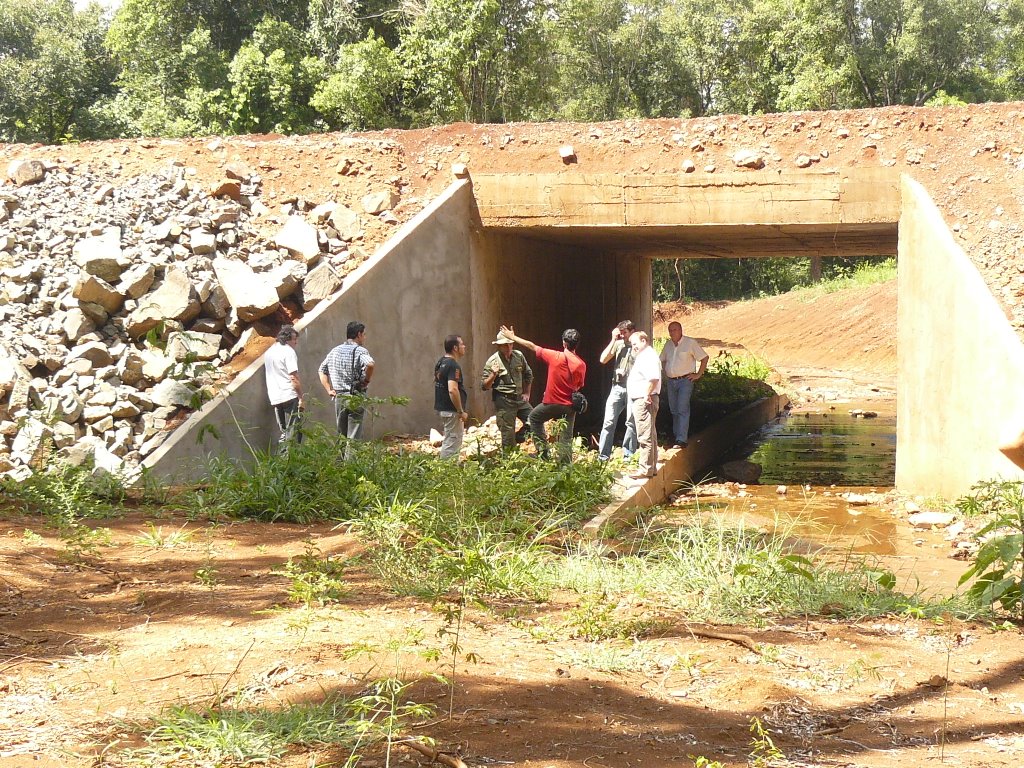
434,334,468,460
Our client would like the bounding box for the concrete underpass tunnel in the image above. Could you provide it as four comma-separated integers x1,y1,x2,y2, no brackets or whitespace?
470,170,1024,496
469,176,899,446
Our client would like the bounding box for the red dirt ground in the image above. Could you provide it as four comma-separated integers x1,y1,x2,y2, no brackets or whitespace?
3,108,1024,767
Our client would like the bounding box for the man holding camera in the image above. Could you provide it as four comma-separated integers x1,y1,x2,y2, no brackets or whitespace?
319,320,374,454
596,320,638,461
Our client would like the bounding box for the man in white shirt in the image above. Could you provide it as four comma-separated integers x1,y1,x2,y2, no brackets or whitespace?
659,321,708,448
264,324,304,452
626,331,662,479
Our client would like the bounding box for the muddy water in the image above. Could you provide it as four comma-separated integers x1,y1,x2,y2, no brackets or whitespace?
669,402,902,555
732,404,896,487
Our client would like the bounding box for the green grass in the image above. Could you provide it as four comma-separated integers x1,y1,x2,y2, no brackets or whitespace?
792,257,896,300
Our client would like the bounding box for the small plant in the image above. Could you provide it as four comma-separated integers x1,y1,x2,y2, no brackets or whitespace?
135,523,193,549
22,529,43,545
564,594,662,641
195,566,220,590
695,351,774,405
689,756,725,768
280,540,348,605
749,716,785,767
959,480,1024,617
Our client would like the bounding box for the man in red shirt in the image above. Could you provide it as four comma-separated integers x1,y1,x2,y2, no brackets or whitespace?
499,325,586,464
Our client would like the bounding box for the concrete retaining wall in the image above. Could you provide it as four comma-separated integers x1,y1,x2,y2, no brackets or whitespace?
897,176,1024,496
145,181,477,480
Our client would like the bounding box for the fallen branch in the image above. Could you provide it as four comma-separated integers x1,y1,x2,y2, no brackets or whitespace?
684,625,759,653
395,737,468,768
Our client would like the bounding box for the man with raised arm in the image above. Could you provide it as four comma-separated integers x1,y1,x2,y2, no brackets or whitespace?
481,330,533,451
499,325,586,464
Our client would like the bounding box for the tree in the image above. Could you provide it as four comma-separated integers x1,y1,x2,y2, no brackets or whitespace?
399,0,549,124
312,31,405,129
0,0,117,143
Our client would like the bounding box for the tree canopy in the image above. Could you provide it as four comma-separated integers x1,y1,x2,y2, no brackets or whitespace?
0,0,1018,143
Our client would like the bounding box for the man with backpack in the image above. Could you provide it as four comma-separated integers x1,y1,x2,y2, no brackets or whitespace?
499,325,586,464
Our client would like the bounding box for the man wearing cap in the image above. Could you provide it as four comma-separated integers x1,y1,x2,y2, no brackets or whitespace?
499,324,586,465
659,321,708,448
481,330,533,451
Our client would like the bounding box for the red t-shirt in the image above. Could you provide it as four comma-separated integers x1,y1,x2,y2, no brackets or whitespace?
536,346,587,406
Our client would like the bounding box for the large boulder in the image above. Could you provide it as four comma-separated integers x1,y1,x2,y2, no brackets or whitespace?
300,262,342,310
212,257,280,322
329,205,362,241
126,267,200,337
273,216,321,263
362,188,398,215
73,228,128,283
73,275,124,315
7,159,46,186
166,330,222,362
721,460,763,484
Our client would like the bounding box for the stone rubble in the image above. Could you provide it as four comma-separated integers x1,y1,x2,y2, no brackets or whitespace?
0,158,380,481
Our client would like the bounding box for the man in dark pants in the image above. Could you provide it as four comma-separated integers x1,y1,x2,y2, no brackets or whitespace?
499,325,586,464
481,330,533,451
264,324,304,453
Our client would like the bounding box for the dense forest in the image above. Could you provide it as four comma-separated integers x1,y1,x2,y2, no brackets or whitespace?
0,0,1017,145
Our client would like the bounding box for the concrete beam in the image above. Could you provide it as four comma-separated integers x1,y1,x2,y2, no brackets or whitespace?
472,170,899,259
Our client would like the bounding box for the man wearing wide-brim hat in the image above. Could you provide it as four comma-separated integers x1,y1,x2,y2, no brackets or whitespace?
481,330,534,451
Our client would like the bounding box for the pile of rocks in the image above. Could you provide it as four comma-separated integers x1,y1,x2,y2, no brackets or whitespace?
0,158,396,481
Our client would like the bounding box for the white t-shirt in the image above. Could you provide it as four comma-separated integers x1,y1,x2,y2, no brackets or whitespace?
660,336,708,378
265,342,299,405
626,345,662,399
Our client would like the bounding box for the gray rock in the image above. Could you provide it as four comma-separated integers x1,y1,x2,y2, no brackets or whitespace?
126,267,200,337
62,308,97,343
267,261,307,299
362,189,398,215
908,511,955,529
212,257,280,322
201,284,231,319
166,330,222,361
11,418,51,466
733,150,765,169
7,159,46,186
118,263,156,300
150,378,196,408
189,228,217,255
73,228,127,282
300,262,341,310
328,205,362,241
68,341,114,368
73,275,124,314
273,216,321,263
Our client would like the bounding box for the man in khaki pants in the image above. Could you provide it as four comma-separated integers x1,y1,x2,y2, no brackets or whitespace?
626,331,662,479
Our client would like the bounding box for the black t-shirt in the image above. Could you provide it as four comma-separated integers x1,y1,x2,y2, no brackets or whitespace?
434,356,466,412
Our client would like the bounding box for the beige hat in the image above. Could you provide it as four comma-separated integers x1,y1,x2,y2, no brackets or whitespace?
493,332,514,345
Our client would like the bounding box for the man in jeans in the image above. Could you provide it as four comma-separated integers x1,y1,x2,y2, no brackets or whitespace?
434,334,468,460
481,330,533,451
596,320,638,461
659,321,708,447
264,324,304,453
499,325,586,464
319,321,375,455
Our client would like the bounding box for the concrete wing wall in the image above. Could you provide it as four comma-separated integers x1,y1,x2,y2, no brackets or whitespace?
897,176,1024,497
144,180,475,481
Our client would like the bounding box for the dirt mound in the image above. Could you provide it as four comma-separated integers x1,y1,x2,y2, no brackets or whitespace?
658,281,897,391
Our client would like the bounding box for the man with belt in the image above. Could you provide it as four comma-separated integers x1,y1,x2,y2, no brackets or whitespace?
319,320,375,456
481,330,533,451
596,320,638,461
626,331,662,479
659,321,708,448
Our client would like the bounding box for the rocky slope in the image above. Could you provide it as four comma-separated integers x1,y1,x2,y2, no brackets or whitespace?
0,103,1022,479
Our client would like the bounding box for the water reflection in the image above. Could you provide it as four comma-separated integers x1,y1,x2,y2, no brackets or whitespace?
656,405,900,554
733,407,896,487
